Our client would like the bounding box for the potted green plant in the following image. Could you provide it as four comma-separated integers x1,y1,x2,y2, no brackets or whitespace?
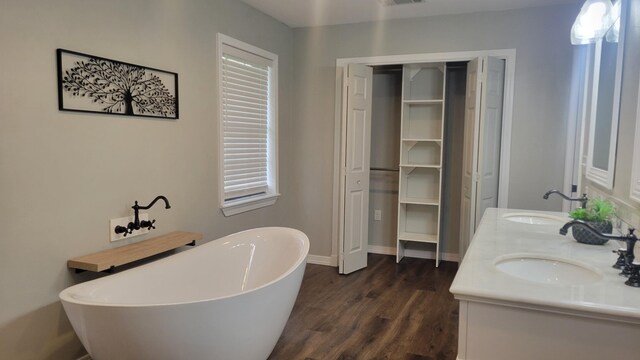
568,198,615,245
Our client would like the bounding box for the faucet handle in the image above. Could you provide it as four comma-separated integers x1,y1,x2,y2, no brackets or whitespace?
114,225,130,237
625,261,640,287
613,248,627,269
140,219,156,230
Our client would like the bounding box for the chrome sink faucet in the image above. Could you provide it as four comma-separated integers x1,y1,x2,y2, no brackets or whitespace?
543,190,588,208
559,220,639,287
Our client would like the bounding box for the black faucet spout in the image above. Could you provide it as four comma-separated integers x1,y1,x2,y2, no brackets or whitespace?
559,220,609,237
544,190,588,208
131,196,171,230
135,195,171,210
560,220,637,275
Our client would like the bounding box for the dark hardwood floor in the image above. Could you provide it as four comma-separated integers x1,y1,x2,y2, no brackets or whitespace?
268,254,460,360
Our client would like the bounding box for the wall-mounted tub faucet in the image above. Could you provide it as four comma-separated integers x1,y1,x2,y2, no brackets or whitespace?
559,220,639,287
114,196,171,237
543,190,588,208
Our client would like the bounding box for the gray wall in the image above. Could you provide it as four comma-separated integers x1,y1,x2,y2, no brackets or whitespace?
291,4,580,257
583,0,640,228
0,0,293,359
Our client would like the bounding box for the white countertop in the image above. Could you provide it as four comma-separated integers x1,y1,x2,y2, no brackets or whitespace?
450,208,640,322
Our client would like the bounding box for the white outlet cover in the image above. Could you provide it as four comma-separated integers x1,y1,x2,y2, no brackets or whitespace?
110,213,150,242
374,210,382,221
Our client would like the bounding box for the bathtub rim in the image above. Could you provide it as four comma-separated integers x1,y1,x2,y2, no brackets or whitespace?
59,226,310,308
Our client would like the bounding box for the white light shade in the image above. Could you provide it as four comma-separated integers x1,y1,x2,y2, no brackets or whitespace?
571,0,614,45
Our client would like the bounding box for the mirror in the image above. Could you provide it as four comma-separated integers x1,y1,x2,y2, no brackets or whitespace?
631,78,640,202
585,0,626,189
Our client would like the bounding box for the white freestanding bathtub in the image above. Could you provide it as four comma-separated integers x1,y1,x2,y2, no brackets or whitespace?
59,227,309,360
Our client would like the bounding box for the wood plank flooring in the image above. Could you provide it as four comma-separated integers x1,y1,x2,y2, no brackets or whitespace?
268,254,459,360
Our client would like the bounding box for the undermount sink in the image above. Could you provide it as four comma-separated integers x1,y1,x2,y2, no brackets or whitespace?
503,212,567,225
494,254,602,285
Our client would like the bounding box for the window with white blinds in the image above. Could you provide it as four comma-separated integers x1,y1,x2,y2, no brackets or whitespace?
218,34,278,215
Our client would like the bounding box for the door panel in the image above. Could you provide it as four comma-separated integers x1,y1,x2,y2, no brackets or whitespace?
460,58,481,260
346,191,364,252
343,63,373,274
475,57,505,226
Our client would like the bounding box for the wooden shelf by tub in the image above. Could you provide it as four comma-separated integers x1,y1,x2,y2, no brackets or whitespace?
67,231,203,273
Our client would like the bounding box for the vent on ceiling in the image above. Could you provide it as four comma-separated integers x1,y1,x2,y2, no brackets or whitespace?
378,0,426,6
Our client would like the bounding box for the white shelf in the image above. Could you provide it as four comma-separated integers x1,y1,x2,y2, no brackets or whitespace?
397,203,439,241
403,99,444,105
401,103,443,139
402,138,442,142
398,232,439,243
399,197,440,205
403,65,444,101
397,62,446,267
400,164,441,169
401,141,441,167
399,167,440,200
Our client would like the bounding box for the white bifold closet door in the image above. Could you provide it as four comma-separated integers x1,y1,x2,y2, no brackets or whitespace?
341,63,373,274
459,57,505,260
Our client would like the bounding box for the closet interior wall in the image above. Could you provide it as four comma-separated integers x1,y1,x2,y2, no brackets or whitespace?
441,62,467,257
368,65,402,250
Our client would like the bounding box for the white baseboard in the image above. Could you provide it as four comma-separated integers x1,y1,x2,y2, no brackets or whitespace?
367,245,396,256
307,254,338,267
367,245,396,255
77,355,91,360
368,245,460,263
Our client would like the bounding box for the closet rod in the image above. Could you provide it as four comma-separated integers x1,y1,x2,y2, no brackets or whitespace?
370,167,399,172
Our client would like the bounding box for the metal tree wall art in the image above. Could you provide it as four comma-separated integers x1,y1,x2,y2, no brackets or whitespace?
57,49,179,119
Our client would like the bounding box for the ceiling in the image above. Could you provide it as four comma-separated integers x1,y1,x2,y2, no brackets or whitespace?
240,0,579,28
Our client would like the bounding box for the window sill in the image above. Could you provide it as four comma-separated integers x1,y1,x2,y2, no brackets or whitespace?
221,193,280,216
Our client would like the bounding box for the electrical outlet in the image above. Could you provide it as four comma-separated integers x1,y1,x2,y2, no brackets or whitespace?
374,210,382,221
110,213,149,242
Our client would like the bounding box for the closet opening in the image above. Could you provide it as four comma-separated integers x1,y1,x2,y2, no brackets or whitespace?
334,51,514,274
367,62,469,267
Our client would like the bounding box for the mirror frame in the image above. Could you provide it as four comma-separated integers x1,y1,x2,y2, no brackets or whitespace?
631,76,640,202
585,0,627,190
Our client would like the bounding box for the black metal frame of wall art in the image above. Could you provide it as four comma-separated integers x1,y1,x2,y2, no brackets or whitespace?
57,49,179,119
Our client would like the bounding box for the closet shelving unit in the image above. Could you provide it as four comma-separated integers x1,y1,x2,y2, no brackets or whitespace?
396,63,445,267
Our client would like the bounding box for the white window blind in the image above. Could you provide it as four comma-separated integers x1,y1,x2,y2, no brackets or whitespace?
221,47,272,201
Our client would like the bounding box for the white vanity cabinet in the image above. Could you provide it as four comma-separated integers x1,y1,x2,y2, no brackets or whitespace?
451,208,640,360
457,299,640,360
396,63,446,266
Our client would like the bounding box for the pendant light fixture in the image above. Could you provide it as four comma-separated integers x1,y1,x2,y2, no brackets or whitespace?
570,0,615,45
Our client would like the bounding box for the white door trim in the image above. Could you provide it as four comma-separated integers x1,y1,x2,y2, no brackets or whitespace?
332,49,516,266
